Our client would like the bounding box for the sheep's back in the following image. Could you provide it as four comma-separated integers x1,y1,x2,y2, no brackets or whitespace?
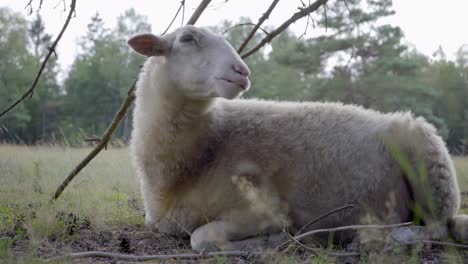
213,99,416,226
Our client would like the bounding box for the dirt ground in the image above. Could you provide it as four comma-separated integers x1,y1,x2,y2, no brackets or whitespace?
4,222,468,263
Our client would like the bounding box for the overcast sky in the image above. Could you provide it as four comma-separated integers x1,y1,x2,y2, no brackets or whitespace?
2,0,468,73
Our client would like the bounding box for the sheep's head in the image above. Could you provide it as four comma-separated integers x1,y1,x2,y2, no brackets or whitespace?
128,25,250,100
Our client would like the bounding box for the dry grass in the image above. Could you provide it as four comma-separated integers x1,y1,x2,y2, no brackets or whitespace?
1,144,468,263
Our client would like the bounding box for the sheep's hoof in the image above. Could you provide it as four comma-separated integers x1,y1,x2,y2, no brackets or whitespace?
383,226,431,251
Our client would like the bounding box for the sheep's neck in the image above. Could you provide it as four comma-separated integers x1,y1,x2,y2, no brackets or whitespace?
152,87,213,146
139,73,216,166
148,94,217,204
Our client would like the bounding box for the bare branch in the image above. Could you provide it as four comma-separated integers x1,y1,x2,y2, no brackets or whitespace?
343,0,352,15
323,2,328,32
237,0,280,53
181,0,186,26
299,0,316,39
45,250,262,263
51,82,137,201
24,0,33,15
162,0,186,35
0,0,77,118
186,0,213,25
241,0,329,59
223,23,270,36
53,0,67,12
342,0,360,33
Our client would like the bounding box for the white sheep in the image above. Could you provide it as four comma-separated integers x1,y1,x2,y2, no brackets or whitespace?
128,25,468,251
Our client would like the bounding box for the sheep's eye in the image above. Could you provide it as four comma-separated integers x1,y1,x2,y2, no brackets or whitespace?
180,34,196,43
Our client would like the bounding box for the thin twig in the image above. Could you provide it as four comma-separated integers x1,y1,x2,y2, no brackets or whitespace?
283,232,359,257
44,235,468,262
51,82,136,201
237,0,280,53
294,222,413,242
24,0,34,15
181,0,186,26
0,0,77,118
241,0,328,59
186,0,212,25
276,204,355,252
223,23,270,35
341,0,360,29
52,0,215,201
408,240,468,249
384,239,468,253
45,250,262,263
162,0,185,35
295,204,355,236
298,0,314,39
53,0,67,11
342,0,352,16
323,2,328,32
276,222,413,254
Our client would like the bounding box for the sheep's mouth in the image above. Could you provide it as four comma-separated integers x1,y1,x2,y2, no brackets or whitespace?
217,78,248,90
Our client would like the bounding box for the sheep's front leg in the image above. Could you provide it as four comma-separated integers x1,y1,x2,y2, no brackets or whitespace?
191,221,287,251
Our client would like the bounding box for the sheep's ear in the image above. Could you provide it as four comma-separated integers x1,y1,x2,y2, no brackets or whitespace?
127,33,170,57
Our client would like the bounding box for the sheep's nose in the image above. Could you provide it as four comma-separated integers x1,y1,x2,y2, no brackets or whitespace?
233,64,250,77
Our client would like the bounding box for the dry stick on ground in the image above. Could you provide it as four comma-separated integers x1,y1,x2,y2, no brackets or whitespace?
277,204,356,252
241,0,328,59
283,231,360,257
294,222,414,242
279,222,413,252
294,204,356,236
44,236,468,262
237,0,280,53
51,0,213,201
285,236,468,257
0,0,76,118
277,222,413,257
45,250,262,263
402,240,468,250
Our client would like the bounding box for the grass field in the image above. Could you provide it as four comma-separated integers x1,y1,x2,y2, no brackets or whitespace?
1,144,468,263
0,145,145,263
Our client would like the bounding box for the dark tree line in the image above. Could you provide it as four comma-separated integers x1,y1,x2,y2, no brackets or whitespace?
0,0,467,153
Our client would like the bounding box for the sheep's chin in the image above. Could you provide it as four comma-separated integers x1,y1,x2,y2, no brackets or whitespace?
216,86,244,99
215,81,246,99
